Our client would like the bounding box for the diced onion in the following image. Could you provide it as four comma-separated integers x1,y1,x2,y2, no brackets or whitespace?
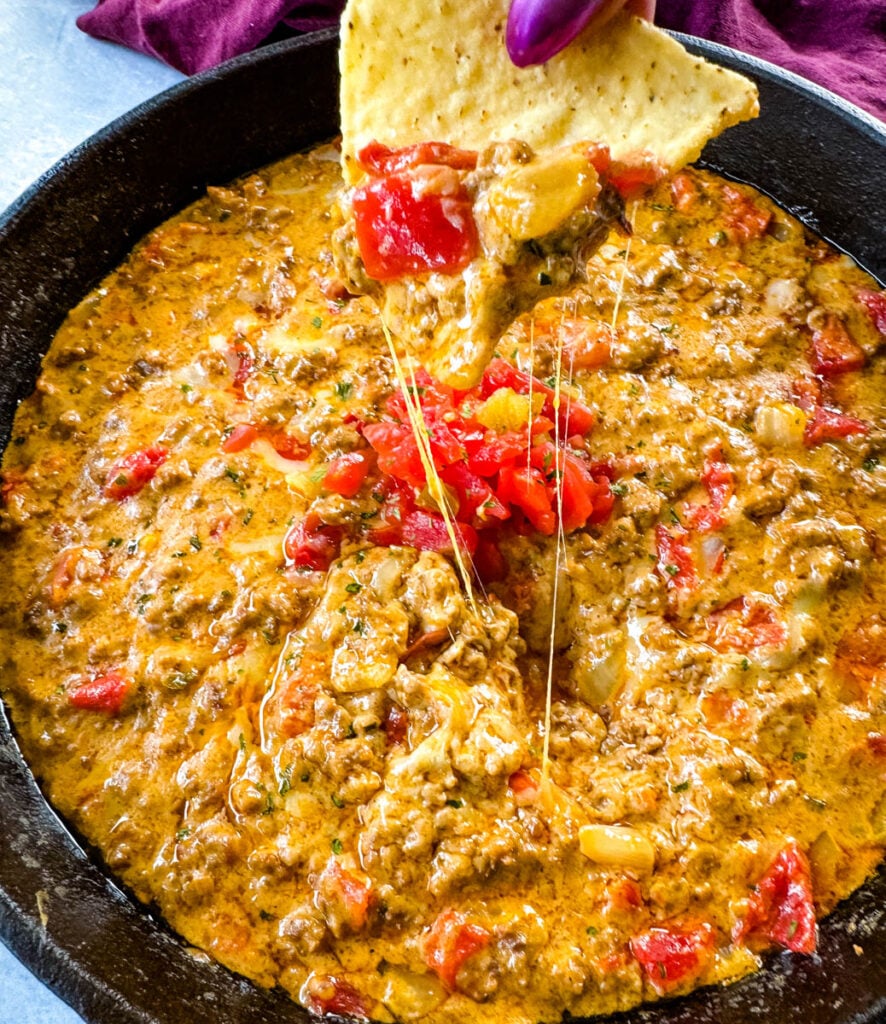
754,403,806,447
700,536,725,574
253,439,310,476
579,823,655,873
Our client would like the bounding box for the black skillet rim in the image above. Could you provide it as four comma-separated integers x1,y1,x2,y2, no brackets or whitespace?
0,24,885,1024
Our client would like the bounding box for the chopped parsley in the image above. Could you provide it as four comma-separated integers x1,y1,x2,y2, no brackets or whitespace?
446,799,464,809
672,780,691,793
664,563,680,577
189,535,202,551
175,827,190,841
311,315,323,329
242,508,254,525
345,582,362,594
238,732,247,751
611,481,628,497
335,380,352,400
792,751,808,762
331,793,345,808
331,837,343,855
107,537,123,548
863,455,879,472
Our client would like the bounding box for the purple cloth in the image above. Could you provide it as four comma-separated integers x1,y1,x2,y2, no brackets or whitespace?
77,0,885,120
76,0,344,75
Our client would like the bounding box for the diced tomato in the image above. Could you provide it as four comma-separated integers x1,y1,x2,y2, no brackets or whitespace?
701,691,751,733
791,376,822,413
222,422,258,453
558,452,596,532
400,509,478,558
606,878,644,913
497,464,555,535
631,920,715,994
305,975,370,1019
530,444,609,532
586,143,612,176
442,462,508,523
362,421,426,489
722,184,771,242
655,525,697,589
810,315,866,377
426,419,464,468
738,840,817,954
358,140,479,175
317,860,374,931
283,514,342,571
465,432,526,477
559,319,612,370
858,288,886,336
804,405,869,446
424,909,492,991
684,445,733,533
508,769,540,806
324,451,371,498
670,172,698,213
68,670,128,715
103,445,168,500
833,617,886,704
352,168,479,280
707,597,787,653
606,155,665,200
383,702,409,745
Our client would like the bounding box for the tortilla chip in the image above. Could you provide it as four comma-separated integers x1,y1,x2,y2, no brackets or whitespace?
340,2,758,184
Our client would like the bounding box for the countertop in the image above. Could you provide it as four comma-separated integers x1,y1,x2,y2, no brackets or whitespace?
0,2,181,1020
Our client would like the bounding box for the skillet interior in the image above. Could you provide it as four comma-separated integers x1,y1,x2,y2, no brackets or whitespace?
0,26,885,1024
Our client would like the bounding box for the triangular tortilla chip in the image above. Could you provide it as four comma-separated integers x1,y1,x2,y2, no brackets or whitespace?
340,3,757,184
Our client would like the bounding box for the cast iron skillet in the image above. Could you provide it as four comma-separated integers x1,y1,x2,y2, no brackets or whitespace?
1,26,885,1024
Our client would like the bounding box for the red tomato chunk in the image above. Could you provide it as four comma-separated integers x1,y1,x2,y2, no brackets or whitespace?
859,288,886,336
352,167,479,279
424,908,491,991
630,920,715,994
103,446,168,500
283,515,342,571
68,670,128,715
655,525,697,589
810,315,865,377
358,141,479,176
738,840,817,954
324,452,372,498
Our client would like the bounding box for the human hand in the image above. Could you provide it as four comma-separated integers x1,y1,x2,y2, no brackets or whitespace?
507,0,656,66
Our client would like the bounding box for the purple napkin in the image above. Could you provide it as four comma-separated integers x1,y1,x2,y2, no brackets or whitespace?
77,0,885,121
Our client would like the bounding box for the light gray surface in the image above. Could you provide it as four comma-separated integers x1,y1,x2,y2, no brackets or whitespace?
0,1,182,1020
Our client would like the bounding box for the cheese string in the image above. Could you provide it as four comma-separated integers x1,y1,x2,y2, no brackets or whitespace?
379,317,480,618
610,201,637,333
541,304,567,792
